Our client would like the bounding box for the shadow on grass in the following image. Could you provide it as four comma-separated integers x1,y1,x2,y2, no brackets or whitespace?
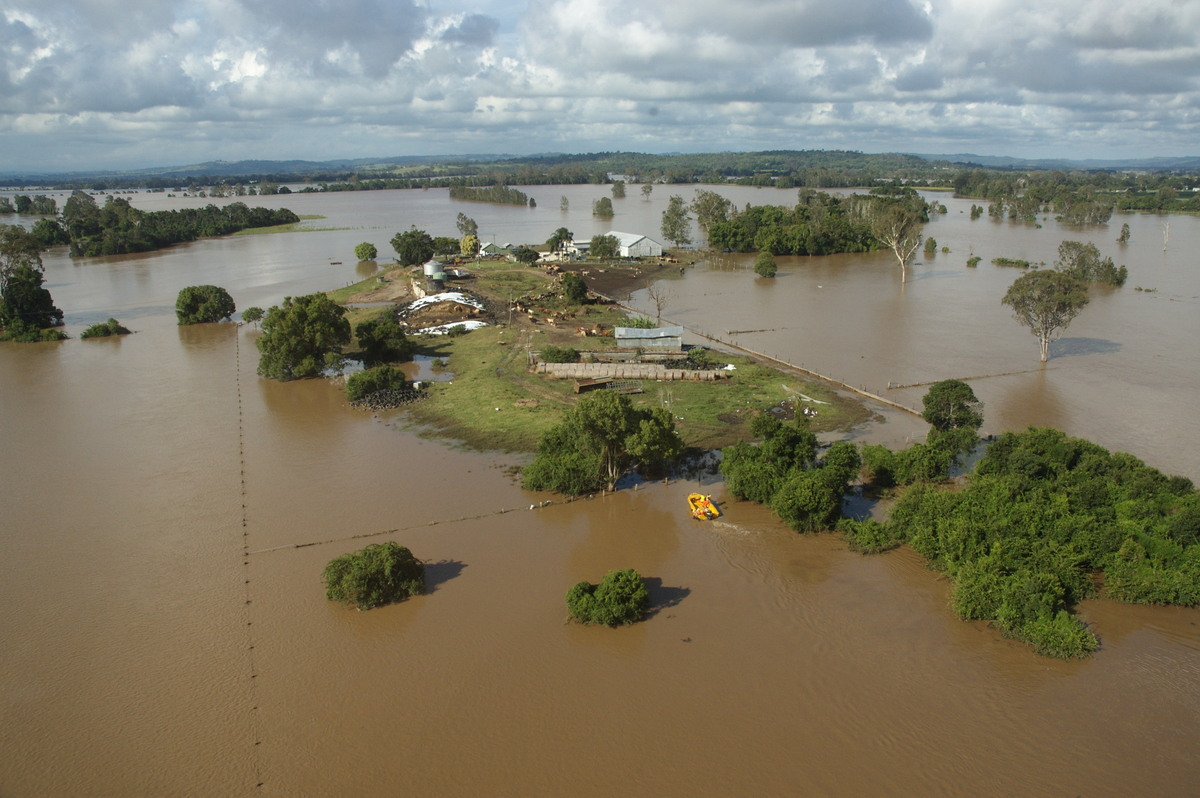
424,559,467,593
643,576,691,618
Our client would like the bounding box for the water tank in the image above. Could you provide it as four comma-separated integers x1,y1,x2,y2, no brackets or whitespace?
422,259,443,277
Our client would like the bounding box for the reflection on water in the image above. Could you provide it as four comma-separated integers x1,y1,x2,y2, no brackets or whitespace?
2,187,1199,795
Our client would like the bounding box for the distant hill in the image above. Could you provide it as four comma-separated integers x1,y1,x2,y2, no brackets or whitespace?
912,153,1200,171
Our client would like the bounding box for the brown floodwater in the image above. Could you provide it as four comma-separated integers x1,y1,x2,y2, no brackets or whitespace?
2,186,1199,796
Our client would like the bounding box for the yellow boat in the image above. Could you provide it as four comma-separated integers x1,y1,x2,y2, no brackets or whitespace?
688,492,720,520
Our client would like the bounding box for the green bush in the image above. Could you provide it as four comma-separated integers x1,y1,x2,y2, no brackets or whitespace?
354,242,377,261
754,251,777,277
322,542,424,610
0,318,67,342
566,568,649,626
80,318,131,338
355,313,415,365
345,366,409,402
176,284,235,324
539,345,579,363
838,518,900,554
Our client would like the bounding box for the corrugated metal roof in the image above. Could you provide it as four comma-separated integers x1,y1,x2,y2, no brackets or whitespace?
614,326,683,339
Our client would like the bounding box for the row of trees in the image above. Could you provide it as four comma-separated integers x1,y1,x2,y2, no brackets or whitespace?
25,191,300,257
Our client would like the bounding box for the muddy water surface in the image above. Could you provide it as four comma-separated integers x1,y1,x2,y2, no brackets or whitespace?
2,187,1199,796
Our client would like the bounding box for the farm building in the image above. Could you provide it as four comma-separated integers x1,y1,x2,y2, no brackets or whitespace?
567,232,663,259
613,325,683,351
611,232,663,258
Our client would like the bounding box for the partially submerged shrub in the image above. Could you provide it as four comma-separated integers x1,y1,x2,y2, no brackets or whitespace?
80,318,131,339
566,568,649,626
345,365,409,402
322,542,424,610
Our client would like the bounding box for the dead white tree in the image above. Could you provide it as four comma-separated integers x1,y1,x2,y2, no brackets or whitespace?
646,284,672,324
871,205,923,283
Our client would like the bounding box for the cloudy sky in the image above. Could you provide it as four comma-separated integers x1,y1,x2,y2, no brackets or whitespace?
2,0,1198,172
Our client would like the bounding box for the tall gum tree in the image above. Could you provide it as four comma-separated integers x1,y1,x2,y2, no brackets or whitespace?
1002,270,1089,362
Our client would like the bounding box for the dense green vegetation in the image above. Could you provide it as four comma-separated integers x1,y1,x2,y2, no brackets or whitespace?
0,225,64,338
566,568,649,626
720,414,861,533
704,189,922,257
175,285,236,324
881,427,1198,658
256,293,351,380
448,184,531,205
390,228,435,266
322,542,425,610
354,242,377,261
1055,240,1127,287
40,191,300,256
754,251,777,277
522,391,683,495
345,365,410,402
952,169,1200,217
354,312,415,366
80,318,131,338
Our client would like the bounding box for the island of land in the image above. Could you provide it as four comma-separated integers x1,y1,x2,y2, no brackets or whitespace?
327,251,876,454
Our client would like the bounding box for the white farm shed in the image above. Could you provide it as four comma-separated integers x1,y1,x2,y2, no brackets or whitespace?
610,231,663,258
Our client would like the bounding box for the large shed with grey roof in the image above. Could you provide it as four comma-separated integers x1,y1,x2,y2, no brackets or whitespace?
613,325,683,351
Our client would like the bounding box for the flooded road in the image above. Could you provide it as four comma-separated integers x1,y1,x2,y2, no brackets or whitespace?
2,186,1199,795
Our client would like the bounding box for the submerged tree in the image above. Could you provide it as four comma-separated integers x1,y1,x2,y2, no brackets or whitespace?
257,293,351,380
566,568,649,626
0,225,63,332
1002,270,1089,362
870,204,923,283
523,391,683,494
323,542,424,610
754,251,777,278
354,242,377,261
660,195,693,247
175,285,235,324
921,379,984,433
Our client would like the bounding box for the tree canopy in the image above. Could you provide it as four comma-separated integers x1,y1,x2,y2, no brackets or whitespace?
455,212,478,237
256,293,351,380
590,234,619,259
592,196,614,217
0,225,63,331
522,391,683,494
921,379,984,433
566,568,649,626
869,202,924,283
546,226,573,253
1002,269,1089,362
754,251,777,278
175,285,236,324
390,228,435,266
720,415,859,533
355,312,415,366
354,242,377,261
323,542,424,610
660,194,692,247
